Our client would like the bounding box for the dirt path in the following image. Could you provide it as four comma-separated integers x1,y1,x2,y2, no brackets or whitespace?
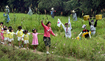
14,46,86,61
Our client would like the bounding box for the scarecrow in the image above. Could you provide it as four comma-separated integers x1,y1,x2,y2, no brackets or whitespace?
28,4,33,16
50,7,56,18
71,10,77,21
88,19,98,35
3,5,10,23
77,24,91,40
57,17,72,38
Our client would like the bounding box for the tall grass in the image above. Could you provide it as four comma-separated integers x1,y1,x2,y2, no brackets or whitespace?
0,12,105,60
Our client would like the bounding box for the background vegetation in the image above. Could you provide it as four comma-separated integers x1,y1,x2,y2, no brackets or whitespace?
0,12,105,61
0,0,105,16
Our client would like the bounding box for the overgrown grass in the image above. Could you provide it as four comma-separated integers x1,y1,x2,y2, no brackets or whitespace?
0,45,75,61
0,12,105,61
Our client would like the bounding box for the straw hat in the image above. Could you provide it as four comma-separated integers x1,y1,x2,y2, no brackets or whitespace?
51,7,54,10
72,10,75,13
6,5,9,8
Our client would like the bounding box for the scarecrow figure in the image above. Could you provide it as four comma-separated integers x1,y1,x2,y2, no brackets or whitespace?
77,24,91,40
28,4,33,16
88,19,98,35
3,5,10,23
57,17,72,38
71,10,77,21
50,7,56,18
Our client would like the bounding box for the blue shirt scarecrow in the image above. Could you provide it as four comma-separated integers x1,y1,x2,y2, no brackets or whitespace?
3,5,10,23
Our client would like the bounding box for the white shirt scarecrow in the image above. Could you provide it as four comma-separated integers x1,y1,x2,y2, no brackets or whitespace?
57,17,72,38
28,7,33,16
88,19,98,35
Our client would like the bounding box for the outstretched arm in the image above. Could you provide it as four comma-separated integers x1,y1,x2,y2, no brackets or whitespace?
61,23,66,31
89,32,91,38
41,20,46,29
88,18,91,26
78,32,82,37
94,20,98,27
49,29,55,36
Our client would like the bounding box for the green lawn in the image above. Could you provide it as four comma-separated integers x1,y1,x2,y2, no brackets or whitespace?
0,12,105,61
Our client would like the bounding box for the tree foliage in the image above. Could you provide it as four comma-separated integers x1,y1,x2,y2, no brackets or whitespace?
0,0,105,16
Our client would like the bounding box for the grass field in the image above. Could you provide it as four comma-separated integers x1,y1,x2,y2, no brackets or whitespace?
0,12,105,61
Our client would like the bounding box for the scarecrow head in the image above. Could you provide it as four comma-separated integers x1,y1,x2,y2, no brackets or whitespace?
6,5,9,9
71,10,75,13
51,7,54,11
65,23,68,27
91,20,94,25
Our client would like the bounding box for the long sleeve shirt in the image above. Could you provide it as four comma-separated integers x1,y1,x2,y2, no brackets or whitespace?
41,23,55,37
61,18,72,38
89,20,97,35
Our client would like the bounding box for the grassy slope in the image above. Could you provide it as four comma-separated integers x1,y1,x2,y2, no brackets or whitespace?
0,45,76,61
0,12,105,61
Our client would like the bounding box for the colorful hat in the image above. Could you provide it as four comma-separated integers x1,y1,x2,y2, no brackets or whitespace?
82,24,86,28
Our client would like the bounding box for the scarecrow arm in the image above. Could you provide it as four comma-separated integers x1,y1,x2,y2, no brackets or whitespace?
94,20,98,27
68,17,72,29
89,32,91,38
78,32,82,37
61,23,66,31
88,19,91,26
3,13,6,17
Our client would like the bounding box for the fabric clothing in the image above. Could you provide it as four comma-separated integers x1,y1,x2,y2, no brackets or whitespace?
43,36,51,47
8,32,15,39
32,33,39,45
22,33,30,40
57,19,62,27
41,23,55,37
73,13,77,21
61,18,72,38
28,7,33,16
89,20,97,35
16,30,23,37
24,40,29,44
6,8,10,14
2,31,8,38
82,29,89,38
4,37,8,41
82,29,89,33
51,10,55,18
0,30,4,40
8,38,14,42
3,14,10,23
17,37,23,41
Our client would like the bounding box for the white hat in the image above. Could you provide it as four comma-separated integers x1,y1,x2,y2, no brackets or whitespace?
72,10,75,13
82,24,86,28
6,5,9,8
51,7,54,10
